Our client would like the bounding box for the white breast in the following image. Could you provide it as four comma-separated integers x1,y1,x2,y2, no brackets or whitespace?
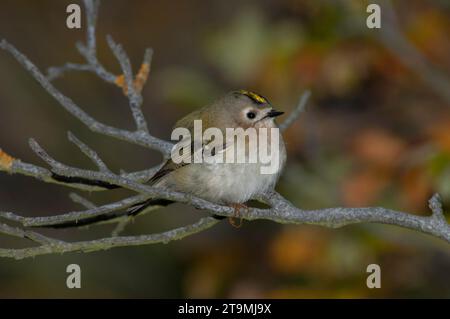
160,130,286,204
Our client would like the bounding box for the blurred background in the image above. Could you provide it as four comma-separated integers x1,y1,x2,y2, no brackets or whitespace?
0,0,449,298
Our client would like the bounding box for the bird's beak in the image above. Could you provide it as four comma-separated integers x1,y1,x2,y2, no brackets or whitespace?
266,109,284,118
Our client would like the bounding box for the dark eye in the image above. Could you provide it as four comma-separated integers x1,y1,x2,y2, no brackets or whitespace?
247,111,256,119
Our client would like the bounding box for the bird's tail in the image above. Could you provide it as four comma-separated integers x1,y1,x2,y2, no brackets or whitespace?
34,199,174,229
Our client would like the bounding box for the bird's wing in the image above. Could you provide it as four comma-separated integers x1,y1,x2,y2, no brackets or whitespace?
148,137,230,185
149,106,234,184
148,156,188,185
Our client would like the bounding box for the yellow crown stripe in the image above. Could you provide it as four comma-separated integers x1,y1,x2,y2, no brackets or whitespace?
238,90,268,104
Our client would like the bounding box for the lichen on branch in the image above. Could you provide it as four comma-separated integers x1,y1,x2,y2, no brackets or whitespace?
0,149,14,171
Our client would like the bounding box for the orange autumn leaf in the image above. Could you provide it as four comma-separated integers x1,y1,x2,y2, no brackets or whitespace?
115,62,151,95
0,148,14,171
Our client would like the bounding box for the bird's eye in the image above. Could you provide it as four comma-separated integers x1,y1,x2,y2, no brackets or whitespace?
246,111,256,119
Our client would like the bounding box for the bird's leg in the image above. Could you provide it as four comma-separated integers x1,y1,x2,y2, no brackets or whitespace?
228,203,249,228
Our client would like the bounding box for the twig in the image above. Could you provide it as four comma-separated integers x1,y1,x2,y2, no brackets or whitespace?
106,35,149,133
2,148,159,191
83,0,100,56
47,63,93,81
67,132,110,173
0,39,172,155
0,194,151,227
0,222,65,246
69,193,97,209
0,217,220,260
279,90,311,132
111,216,133,237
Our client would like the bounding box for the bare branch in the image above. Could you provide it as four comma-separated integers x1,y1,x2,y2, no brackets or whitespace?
0,217,220,260
9,159,109,191
0,222,65,246
67,132,110,173
83,0,100,56
0,39,172,155
0,195,150,227
47,63,93,81
279,90,311,132
46,0,115,83
1,188,448,260
106,35,149,133
2,148,159,192
75,40,117,83
69,193,97,209
257,191,450,243
111,216,133,237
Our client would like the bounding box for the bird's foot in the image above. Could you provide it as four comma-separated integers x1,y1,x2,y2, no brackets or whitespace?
228,203,249,228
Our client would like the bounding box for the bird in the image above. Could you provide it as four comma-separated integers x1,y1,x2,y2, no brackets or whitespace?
41,90,286,228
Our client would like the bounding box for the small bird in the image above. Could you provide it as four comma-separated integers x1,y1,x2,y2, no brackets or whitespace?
43,90,286,228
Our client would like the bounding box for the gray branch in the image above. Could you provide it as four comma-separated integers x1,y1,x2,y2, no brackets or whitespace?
69,193,97,209
279,90,311,132
0,188,448,259
0,39,172,155
0,217,220,260
0,0,448,260
106,35,149,133
2,157,160,192
67,132,110,173
47,63,93,81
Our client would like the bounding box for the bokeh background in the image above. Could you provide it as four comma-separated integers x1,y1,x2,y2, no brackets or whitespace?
0,0,449,298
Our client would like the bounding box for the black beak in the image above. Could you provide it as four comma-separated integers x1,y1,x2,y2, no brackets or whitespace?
267,109,284,118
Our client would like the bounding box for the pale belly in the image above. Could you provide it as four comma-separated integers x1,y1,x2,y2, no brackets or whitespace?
182,162,280,203
159,140,286,204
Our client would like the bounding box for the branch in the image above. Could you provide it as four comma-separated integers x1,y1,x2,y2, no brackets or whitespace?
69,192,97,209
0,222,65,246
0,217,220,260
1,190,448,259
0,39,172,155
67,131,110,173
47,63,93,81
47,0,114,83
279,90,311,132
1,147,161,192
256,192,450,243
0,0,448,260
2,154,103,192
106,35,148,133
